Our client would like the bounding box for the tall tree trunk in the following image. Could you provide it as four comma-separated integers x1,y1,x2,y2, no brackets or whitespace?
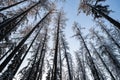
93,31,120,75
75,52,86,80
46,69,51,80
12,26,42,78
98,21,120,49
0,13,27,41
91,43,116,80
59,44,62,80
89,5,120,30
37,30,48,80
37,46,46,80
52,13,60,80
0,11,52,72
0,44,14,61
75,26,101,80
0,0,27,11
0,1,41,30
94,63,105,80
26,42,41,80
34,29,48,80
79,31,100,80
61,36,73,80
0,45,26,80
104,47,120,69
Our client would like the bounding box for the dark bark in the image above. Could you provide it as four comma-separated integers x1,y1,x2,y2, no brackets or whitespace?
34,29,48,80
0,44,14,61
75,53,86,80
12,26,42,78
104,47,120,69
94,31,120,69
75,27,101,80
61,36,72,80
46,69,51,80
89,5,120,30
0,1,40,30
0,13,27,41
0,0,27,11
0,45,26,80
86,55,100,80
95,63,105,80
59,44,62,80
93,31,120,75
37,47,46,80
0,11,51,72
52,13,61,80
91,43,116,80
26,42,41,80
98,22,120,49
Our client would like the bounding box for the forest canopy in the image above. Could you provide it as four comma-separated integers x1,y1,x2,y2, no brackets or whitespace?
0,0,120,80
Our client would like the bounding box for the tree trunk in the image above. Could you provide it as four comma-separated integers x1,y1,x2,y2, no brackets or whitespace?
37,47,46,80
0,13,27,41
0,1,41,30
0,11,51,72
93,31,120,76
0,0,27,11
0,44,14,61
0,45,26,80
75,52,86,80
91,43,116,80
78,29,101,80
59,44,62,80
61,36,73,80
34,29,48,80
98,21,120,49
52,13,60,80
26,42,41,80
11,26,42,78
89,5,120,30
104,46,120,69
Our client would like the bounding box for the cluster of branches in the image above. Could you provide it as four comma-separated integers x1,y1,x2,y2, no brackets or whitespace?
72,21,120,80
0,0,54,80
0,0,74,80
0,0,120,80
15,10,74,80
78,0,120,30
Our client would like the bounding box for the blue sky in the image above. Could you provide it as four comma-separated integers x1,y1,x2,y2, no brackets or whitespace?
106,0,120,20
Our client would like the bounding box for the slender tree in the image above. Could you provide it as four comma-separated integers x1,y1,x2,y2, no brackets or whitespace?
75,51,86,80
0,13,27,41
11,25,43,78
61,34,73,80
36,28,48,80
90,29,120,77
97,21,120,49
79,0,120,29
0,44,27,80
0,1,41,30
58,44,62,80
52,12,61,80
73,22,101,80
0,43,15,61
51,10,67,80
90,42,116,80
0,0,27,12
0,10,53,72
26,40,42,80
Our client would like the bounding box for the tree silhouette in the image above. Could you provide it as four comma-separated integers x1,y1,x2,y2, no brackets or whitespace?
79,0,120,29
0,0,119,80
